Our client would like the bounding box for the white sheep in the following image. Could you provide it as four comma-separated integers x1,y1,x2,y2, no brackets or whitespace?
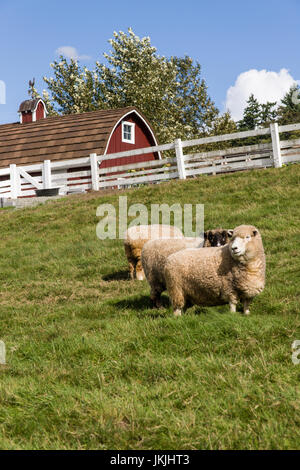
164,225,265,316
124,224,183,280
142,229,232,307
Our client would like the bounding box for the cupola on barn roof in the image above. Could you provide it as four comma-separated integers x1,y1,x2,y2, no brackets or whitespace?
18,98,48,124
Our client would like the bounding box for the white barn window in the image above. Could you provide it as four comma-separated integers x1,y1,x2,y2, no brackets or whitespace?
122,121,135,144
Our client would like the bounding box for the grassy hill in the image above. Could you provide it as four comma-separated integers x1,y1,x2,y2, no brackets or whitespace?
0,164,299,450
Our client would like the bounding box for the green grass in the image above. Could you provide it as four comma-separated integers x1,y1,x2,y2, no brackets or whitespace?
0,164,299,450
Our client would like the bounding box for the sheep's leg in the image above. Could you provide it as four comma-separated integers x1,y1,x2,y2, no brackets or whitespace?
136,259,145,281
171,294,185,317
151,297,162,309
150,285,163,309
229,301,237,313
174,309,182,317
128,260,135,279
243,299,251,315
165,273,185,317
124,244,136,279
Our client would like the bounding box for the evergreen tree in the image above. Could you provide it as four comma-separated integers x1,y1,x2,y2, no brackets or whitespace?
260,101,278,126
237,94,261,130
237,93,278,143
277,84,300,125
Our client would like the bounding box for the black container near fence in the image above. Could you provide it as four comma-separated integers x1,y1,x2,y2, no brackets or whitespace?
35,187,60,197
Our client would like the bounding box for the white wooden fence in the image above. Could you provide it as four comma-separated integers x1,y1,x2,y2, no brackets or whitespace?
1,122,300,199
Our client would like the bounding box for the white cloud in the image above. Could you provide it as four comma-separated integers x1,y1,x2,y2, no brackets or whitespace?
55,46,91,61
225,69,297,121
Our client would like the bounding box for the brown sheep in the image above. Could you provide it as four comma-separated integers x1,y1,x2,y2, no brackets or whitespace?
124,224,183,280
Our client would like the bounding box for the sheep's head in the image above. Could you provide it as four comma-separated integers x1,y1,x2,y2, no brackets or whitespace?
205,229,233,247
229,225,263,262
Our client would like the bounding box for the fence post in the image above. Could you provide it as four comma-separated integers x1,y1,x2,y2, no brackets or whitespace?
174,138,186,179
43,160,52,189
270,123,282,168
10,164,20,199
90,153,99,191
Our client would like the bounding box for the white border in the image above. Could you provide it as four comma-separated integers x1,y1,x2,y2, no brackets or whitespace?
122,121,135,144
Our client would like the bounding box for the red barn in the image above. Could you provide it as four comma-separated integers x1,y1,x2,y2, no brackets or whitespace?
0,101,160,183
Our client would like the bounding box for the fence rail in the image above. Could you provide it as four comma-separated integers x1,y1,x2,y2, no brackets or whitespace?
1,122,300,198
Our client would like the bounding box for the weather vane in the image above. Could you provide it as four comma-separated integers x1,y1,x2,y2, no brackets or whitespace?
28,78,35,98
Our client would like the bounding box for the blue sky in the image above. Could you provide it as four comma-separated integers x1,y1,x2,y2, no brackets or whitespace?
0,0,299,125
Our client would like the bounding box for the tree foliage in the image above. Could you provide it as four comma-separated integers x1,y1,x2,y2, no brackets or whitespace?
237,94,277,131
38,29,235,144
277,84,300,125
237,87,300,143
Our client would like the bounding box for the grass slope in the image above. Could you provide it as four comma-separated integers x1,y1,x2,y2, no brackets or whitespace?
0,165,299,450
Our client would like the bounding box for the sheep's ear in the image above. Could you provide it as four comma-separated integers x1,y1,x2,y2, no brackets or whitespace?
227,230,234,238
204,231,208,240
252,230,258,237
222,230,227,237
208,231,213,241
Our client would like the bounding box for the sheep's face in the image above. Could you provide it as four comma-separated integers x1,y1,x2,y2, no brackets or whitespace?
205,229,232,247
229,226,260,261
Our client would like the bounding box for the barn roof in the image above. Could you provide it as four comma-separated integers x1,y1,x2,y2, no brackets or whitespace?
18,99,41,113
0,106,155,169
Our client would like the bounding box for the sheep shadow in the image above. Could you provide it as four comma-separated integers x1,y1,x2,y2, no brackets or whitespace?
102,270,129,281
114,295,221,317
193,306,210,315
114,294,170,314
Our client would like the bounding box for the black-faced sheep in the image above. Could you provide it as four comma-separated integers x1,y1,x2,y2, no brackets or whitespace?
141,229,231,308
124,224,183,280
204,228,233,247
164,225,265,316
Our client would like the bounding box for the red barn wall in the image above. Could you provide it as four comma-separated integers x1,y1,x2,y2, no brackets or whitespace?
21,111,33,123
36,101,45,120
100,112,159,170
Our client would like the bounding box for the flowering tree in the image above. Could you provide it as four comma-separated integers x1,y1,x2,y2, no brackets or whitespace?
38,29,233,143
